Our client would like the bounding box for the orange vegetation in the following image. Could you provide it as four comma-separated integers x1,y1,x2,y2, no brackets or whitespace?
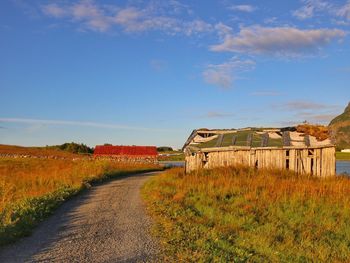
296,124,329,141
0,158,158,212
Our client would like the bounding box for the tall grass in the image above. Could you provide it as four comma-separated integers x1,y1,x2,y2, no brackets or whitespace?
0,158,159,245
143,166,350,262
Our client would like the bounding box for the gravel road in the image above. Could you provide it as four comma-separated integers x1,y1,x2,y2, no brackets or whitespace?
0,171,160,263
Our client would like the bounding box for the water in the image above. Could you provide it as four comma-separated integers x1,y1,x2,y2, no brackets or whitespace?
159,161,185,168
337,161,350,175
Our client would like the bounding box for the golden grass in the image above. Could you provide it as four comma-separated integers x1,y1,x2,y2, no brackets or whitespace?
0,158,160,244
0,158,158,210
143,166,350,262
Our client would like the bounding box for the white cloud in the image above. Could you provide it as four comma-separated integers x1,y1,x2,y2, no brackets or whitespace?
230,5,256,13
0,118,171,132
114,7,142,25
71,1,101,19
203,57,255,89
211,25,346,57
41,1,212,35
183,20,213,36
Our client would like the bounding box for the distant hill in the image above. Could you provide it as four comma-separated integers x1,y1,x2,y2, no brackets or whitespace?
329,102,350,150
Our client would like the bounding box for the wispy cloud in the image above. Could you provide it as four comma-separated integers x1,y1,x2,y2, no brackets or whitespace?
273,100,341,124
42,3,67,18
296,112,336,123
293,0,350,22
194,111,235,119
203,57,255,89
283,101,329,110
211,25,346,57
336,0,350,20
250,91,282,96
337,67,350,72
41,0,213,35
150,59,167,72
205,111,234,118
229,5,256,13
0,118,172,132
292,0,330,20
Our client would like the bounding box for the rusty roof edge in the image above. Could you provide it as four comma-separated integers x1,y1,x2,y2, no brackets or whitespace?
182,129,198,152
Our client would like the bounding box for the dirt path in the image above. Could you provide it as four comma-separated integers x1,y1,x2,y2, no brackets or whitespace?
0,172,160,263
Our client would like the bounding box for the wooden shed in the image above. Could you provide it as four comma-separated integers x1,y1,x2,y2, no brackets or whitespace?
183,127,336,177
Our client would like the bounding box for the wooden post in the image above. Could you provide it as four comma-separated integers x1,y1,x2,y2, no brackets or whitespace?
282,131,291,146
247,133,253,147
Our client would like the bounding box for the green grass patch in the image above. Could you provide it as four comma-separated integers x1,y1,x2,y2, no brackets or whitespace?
336,152,350,160
158,153,185,162
0,186,80,245
143,167,350,262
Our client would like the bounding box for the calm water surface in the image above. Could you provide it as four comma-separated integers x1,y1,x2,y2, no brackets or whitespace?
159,161,185,168
337,161,350,175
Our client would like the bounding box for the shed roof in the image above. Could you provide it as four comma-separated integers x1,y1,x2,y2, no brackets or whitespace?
183,126,333,152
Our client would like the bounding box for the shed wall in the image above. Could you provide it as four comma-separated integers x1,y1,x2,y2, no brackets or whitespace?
185,147,335,177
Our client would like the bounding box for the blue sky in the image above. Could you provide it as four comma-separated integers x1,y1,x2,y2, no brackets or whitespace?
0,0,349,148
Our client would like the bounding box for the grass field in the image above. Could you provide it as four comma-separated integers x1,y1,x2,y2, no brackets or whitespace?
336,152,350,160
143,167,350,262
158,152,185,162
0,158,160,245
0,144,82,158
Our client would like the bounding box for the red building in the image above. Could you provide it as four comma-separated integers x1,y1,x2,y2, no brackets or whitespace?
93,145,158,160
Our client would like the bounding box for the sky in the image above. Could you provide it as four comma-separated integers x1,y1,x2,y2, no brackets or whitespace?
0,0,349,149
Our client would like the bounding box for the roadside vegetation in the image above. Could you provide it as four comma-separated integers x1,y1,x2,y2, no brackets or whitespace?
143,167,350,262
0,158,160,245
